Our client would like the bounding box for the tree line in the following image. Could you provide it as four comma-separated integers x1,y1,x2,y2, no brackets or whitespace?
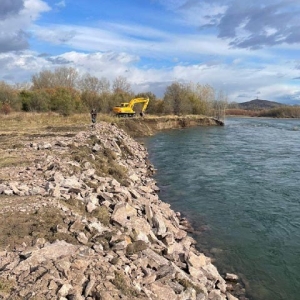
0,67,227,118
226,107,300,118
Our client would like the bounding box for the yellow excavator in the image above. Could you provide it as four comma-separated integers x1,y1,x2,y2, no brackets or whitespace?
112,97,149,117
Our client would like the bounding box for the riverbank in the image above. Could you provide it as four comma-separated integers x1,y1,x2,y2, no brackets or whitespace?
0,117,240,299
117,115,224,137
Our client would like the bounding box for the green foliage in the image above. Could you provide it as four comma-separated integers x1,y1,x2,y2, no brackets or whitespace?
81,90,112,113
50,87,72,115
146,98,164,114
99,92,113,113
81,90,99,111
135,92,164,114
20,90,50,112
49,87,83,116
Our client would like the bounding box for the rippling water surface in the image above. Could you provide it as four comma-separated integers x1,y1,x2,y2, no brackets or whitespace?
142,117,300,300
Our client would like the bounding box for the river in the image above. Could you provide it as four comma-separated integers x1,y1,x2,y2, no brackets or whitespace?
142,117,300,300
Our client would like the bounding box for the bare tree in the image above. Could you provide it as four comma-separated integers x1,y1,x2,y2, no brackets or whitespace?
163,82,224,117
32,67,79,89
78,74,110,94
54,67,79,89
98,77,111,94
110,76,133,109
32,70,55,89
112,76,131,94
14,82,32,90
189,83,215,116
213,90,228,121
78,74,111,112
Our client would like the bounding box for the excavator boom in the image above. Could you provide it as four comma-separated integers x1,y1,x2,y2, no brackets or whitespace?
113,97,149,117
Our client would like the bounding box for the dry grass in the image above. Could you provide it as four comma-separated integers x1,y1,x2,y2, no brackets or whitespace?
0,200,79,251
0,112,212,139
0,195,111,251
0,278,15,295
0,112,121,135
70,138,129,186
90,206,111,226
60,198,110,226
0,155,28,168
111,271,141,298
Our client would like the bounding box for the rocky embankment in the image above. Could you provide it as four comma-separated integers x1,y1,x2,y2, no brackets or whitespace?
0,121,239,300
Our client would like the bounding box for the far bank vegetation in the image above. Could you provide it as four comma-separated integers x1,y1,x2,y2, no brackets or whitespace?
227,102,300,118
0,67,227,119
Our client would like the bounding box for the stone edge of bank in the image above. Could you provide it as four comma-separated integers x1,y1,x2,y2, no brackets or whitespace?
0,120,243,300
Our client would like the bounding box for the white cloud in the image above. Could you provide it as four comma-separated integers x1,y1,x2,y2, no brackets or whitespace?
55,0,66,8
157,0,300,49
0,0,50,52
23,0,50,19
32,22,268,62
179,2,227,28
2,49,299,103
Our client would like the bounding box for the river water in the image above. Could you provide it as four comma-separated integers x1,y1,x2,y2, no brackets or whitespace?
142,117,300,300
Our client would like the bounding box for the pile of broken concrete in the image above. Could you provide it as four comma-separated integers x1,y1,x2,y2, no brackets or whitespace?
0,122,241,300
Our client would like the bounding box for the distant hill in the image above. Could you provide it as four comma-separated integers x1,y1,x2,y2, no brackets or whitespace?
239,99,286,110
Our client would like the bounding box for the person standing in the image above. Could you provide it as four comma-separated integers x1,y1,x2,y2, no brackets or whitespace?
90,109,97,128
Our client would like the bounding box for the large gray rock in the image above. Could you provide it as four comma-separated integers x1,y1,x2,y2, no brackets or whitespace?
61,176,82,189
187,252,208,269
13,241,80,274
152,213,167,236
149,281,177,299
111,203,137,226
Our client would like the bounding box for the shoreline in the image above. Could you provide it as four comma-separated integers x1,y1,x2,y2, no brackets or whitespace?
0,119,242,299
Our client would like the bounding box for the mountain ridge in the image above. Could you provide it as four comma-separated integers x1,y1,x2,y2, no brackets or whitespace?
238,99,285,110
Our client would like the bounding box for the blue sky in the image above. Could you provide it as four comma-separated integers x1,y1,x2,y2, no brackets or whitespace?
1,0,300,103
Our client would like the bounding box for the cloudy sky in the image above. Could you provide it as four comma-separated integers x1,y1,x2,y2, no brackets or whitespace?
1,0,300,103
